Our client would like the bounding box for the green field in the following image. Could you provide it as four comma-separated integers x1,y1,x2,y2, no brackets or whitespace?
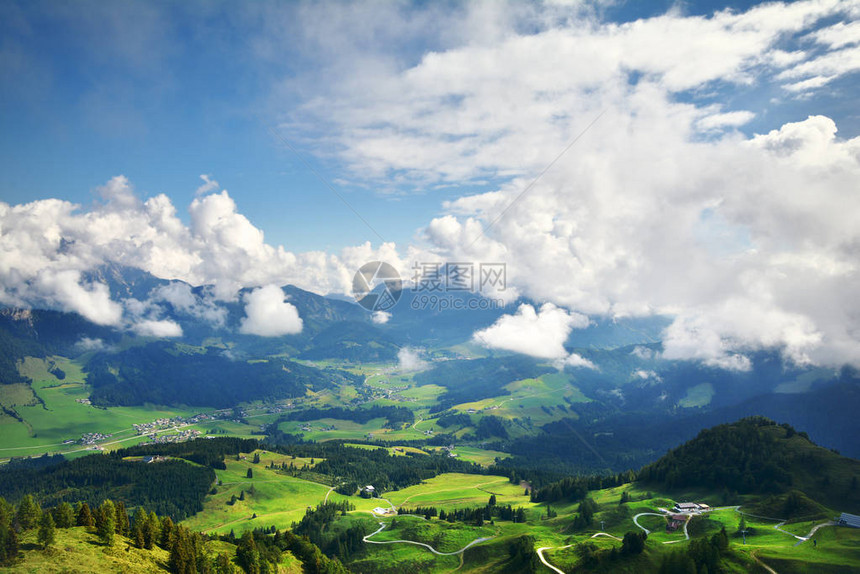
0,357,204,458
182,449,380,535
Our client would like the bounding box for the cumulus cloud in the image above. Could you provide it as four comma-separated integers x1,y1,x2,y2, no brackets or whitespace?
35,270,123,326
558,353,596,370
133,319,183,338
0,175,416,332
371,311,391,324
3,0,860,374
472,303,589,361
151,282,227,327
239,285,303,337
292,1,857,371
74,337,108,353
397,347,428,372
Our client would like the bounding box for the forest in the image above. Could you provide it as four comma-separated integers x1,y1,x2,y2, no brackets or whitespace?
84,342,360,407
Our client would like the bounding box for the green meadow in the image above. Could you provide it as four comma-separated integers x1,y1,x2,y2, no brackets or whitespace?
182,449,380,535
0,357,202,457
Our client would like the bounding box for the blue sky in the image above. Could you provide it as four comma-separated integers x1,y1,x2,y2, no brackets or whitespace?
2,0,857,251
2,0,860,369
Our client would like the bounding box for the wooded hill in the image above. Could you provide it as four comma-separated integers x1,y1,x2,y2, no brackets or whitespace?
637,416,860,513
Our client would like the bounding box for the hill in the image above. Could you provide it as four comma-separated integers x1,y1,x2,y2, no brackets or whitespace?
637,416,860,513
85,342,361,408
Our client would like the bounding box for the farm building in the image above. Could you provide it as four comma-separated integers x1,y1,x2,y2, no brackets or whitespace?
673,502,700,512
666,514,687,531
838,513,860,528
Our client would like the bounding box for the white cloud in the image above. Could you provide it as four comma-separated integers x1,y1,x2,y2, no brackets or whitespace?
133,319,183,338
285,0,854,187
811,20,860,49
397,346,428,372
239,285,303,337
695,110,756,131
635,369,661,382
0,175,415,327
74,337,108,353
371,311,391,324
195,174,220,196
34,270,123,326
473,303,589,360
558,352,596,370
631,346,656,360
151,282,227,327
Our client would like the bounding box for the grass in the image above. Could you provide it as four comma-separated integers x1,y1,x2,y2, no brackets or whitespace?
0,357,203,457
372,515,495,553
449,373,589,431
8,526,172,573
384,473,532,510
678,382,715,408
343,443,428,457
182,449,379,535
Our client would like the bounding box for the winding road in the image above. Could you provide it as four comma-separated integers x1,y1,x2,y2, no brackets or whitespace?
362,522,494,556
633,511,690,543
536,544,574,574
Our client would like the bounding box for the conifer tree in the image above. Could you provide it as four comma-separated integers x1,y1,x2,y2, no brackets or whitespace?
132,507,148,548
97,500,116,546
53,502,75,528
77,502,95,527
16,494,41,530
37,512,56,549
0,498,20,566
236,531,262,574
114,500,130,535
144,512,160,550
161,516,175,549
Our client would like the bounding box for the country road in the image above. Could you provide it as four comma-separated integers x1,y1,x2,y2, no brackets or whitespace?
536,544,573,574
363,522,494,556
633,511,690,543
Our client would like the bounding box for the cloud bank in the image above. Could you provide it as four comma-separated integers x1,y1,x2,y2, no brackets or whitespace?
2,0,860,372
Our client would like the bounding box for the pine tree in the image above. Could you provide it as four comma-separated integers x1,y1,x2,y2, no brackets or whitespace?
97,500,116,546
53,502,75,528
0,497,20,566
77,502,95,527
144,512,160,550
16,494,41,530
236,531,261,574
161,516,175,549
114,500,130,535
132,507,148,548
37,512,56,549
169,526,196,574
246,468,253,479
488,494,497,506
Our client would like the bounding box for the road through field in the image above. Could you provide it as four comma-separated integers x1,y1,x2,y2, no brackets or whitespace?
363,521,494,556
536,544,573,574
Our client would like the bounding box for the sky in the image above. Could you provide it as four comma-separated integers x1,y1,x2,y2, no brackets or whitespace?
1,0,860,369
